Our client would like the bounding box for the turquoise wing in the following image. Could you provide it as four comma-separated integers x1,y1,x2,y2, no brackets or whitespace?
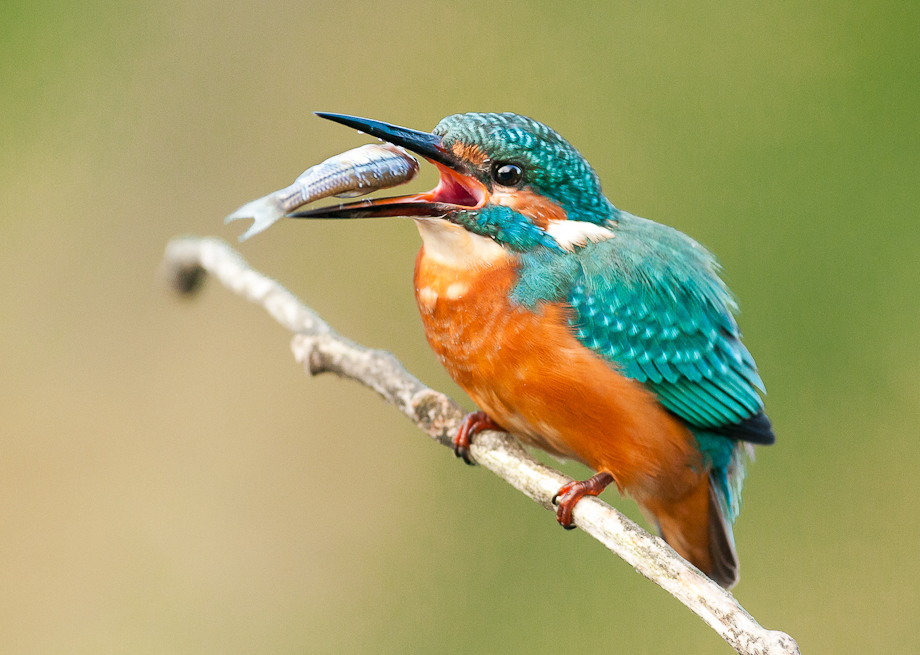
566,215,774,445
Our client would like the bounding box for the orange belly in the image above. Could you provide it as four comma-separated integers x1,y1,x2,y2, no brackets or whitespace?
413,242,705,504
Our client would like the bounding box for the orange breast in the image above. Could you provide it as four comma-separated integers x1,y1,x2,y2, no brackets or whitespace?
413,243,705,503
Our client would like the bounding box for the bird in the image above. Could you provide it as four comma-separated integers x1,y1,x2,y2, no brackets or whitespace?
290,111,775,588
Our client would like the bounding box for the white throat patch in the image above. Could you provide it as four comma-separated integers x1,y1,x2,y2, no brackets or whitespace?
414,218,507,268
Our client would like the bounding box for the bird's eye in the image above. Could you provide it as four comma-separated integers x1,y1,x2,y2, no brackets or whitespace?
491,162,524,187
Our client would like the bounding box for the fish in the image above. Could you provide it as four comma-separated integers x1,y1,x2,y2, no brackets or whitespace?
225,143,419,241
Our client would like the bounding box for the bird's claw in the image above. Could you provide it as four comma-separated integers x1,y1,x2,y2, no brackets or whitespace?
453,442,473,466
552,491,579,530
452,411,503,466
551,472,616,530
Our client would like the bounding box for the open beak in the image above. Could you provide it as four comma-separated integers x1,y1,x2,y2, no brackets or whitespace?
287,113,487,220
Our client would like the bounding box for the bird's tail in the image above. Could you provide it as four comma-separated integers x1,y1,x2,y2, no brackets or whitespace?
642,473,739,589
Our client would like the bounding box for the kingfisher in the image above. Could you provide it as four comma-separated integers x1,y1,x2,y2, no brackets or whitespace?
290,112,775,588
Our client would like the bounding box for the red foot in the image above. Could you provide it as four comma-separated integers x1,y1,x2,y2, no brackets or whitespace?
453,411,503,465
552,472,615,530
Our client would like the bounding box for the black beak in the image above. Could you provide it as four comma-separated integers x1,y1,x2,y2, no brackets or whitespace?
286,113,484,221
314,113,463,172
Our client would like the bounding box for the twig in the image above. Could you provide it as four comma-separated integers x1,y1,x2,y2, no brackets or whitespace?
162,236,800,655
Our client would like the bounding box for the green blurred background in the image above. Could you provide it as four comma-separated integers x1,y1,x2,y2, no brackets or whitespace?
2,1,918,652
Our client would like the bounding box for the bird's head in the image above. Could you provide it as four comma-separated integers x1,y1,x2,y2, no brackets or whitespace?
291,112,620,254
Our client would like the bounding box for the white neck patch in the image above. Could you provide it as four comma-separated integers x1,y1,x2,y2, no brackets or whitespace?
545,219,616,252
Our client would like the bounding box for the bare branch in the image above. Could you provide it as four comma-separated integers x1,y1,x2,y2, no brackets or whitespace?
162,236,800,655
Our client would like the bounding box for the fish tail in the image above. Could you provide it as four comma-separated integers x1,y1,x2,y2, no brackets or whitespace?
224,191,288,242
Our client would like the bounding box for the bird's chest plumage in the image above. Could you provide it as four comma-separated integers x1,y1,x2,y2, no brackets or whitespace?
411,219,703,498
414,248,519,385
413,241,576,460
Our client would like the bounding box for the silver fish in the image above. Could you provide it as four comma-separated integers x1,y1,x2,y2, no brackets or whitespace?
225,143,419,241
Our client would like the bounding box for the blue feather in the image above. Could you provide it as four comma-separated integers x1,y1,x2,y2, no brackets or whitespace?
511,211,771,445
